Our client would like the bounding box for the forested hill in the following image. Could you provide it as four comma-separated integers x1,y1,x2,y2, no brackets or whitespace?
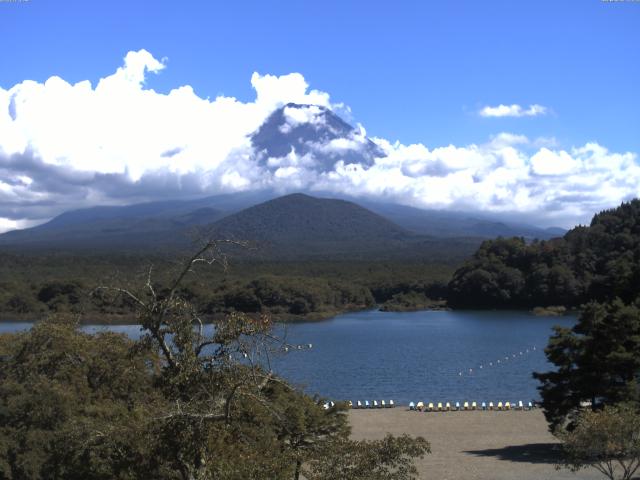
448,199,640,309
208,193,411,257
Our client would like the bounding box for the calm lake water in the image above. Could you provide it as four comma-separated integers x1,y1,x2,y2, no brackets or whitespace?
0,310,574,405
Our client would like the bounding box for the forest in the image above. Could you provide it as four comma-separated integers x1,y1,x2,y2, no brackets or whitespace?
448,200,640,309
0,255,453,322
0,200,640,322
1,200,639,321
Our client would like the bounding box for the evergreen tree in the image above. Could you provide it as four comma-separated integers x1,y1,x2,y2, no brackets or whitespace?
534,299,640,430
449,199,640,309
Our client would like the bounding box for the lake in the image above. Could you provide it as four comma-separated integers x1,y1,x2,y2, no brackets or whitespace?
0,309,574,405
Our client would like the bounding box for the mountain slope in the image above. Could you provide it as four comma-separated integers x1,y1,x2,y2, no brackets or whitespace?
205,193,479,261
0,192,481,262
211,193,408,241
355,199,565,240
251,103,384,172
0,191,272,250
0,190,564,254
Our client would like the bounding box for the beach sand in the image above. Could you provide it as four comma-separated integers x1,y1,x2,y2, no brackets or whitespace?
348,408,601,480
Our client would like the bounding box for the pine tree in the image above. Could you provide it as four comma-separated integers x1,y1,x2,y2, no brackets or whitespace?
534,299,640,430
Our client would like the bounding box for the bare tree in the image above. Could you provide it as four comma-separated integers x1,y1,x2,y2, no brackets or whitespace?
93,239,427,480
96,239,296,479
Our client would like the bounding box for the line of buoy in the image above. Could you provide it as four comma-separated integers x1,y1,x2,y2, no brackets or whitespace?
457,345,539,377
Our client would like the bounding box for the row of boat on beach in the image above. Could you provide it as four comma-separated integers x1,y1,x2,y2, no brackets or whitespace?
323,400,537,411
350,400,396,409
408,400,534,411
323,400,396,409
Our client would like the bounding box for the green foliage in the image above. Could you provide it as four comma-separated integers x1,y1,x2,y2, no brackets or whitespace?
534,299,640,430
0,252,455,321
263,382,351,480
378,291,446,312
304,434,430,480
557,404,640,480
221,275,375,318
0,315,162,479
0,244,430,479
449,199,640,308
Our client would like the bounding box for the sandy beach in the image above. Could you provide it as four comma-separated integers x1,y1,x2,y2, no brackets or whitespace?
349,408,602,480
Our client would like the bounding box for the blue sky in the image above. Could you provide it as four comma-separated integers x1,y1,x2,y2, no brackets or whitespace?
0,0,639,230
2,0,638,150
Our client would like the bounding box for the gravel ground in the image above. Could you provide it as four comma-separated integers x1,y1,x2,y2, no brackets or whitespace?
348,408,603,480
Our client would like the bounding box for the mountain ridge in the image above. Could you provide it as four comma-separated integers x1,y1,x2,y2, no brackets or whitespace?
0,191,565,254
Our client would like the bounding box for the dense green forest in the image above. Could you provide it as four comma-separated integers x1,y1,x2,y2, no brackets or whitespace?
0,254,453,322
2,199,638,322
448,200,640,309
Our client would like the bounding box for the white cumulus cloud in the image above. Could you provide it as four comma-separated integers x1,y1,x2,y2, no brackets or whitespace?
0,50,638,233
279,105,324,133
0,49,331,182
479,104,549,118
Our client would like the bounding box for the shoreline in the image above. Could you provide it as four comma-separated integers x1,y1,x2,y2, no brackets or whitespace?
0,305,576,326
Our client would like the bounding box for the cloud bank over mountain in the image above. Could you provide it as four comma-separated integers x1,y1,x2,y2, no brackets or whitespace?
0,49,638,232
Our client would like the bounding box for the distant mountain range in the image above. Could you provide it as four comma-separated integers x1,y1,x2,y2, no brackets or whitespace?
0,102,565,258
0,191,564,260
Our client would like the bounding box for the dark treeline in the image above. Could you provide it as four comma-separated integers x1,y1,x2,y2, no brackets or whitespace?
3,200,638,321
0,255,454,322
448,200,640,309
